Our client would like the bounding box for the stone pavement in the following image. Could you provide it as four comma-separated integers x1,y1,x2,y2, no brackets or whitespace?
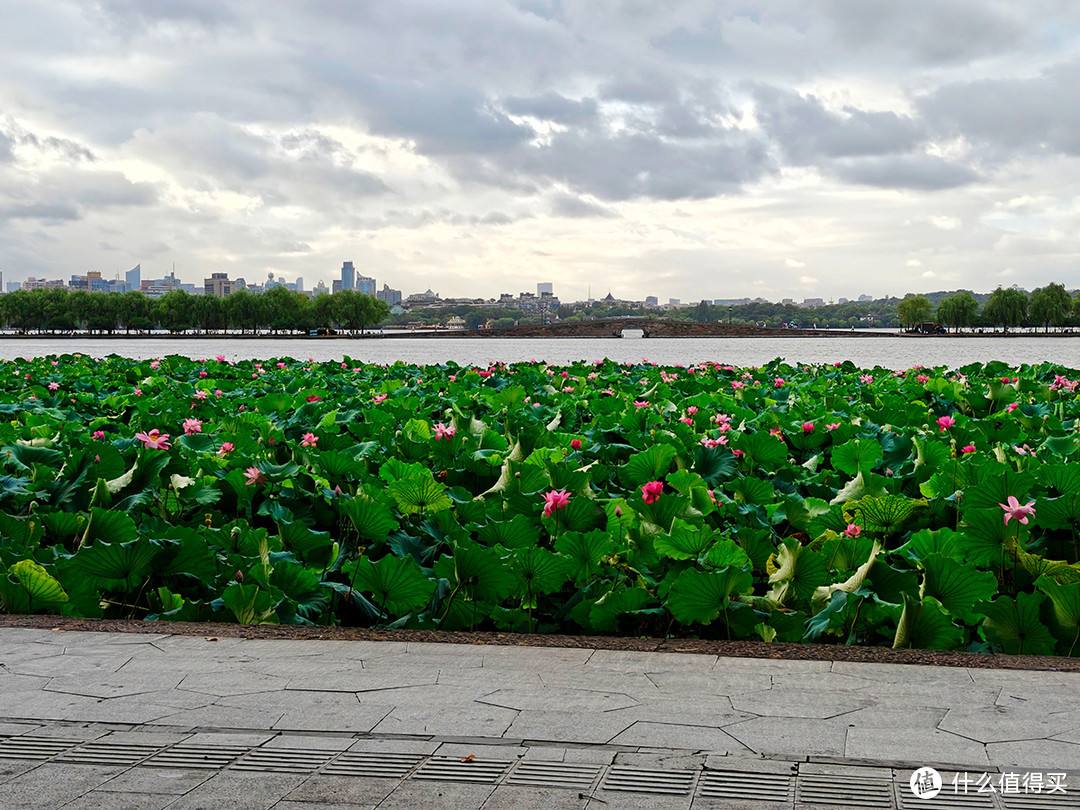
0,628,1079,809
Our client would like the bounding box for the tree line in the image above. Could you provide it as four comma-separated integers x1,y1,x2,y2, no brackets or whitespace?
0,286,389,335
897,284,1076,333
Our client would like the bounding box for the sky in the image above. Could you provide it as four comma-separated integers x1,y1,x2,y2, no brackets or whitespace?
2,1,1080,304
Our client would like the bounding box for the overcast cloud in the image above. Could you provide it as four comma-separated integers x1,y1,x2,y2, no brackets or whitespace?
1,1,1079,301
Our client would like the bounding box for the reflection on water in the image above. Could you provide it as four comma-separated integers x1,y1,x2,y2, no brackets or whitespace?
1,335,1079,371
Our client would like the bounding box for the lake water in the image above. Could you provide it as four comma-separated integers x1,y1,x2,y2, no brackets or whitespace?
3,335,1080,371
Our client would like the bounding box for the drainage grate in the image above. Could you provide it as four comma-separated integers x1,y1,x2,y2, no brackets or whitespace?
1001,793,1080,809
898,787,995,809
507,761,601,790
701,770,793,803
602,766,696,795
143,745,250,770
230,747,335,773
413,756,510,784
57,742,161,767
797,774,894,808
323,752,424,779
0,737,77,760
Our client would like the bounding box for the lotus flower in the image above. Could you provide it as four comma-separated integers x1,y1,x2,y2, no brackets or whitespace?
183,418,202,435
135,429,171,450
301,432,319,448
542,489,571,517
641,480,664,504
243,467,267,487
936,415,956,431
434,422,456,441
843,524,862,538
999,495,1036,526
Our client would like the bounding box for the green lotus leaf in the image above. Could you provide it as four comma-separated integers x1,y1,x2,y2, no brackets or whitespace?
9,559,68,605
433,543,514,603
508,547,568,605
654,519,717,561
961,468,1035,513
341,495,399,547
269,561,328,621
68,537,159,592
893,594,963,650
977,592,1056,656
277,521,334,569
702,538,752,572
855,494,921,535
692,445,737,485
768,539,830,607
588,585,657,633
1036,575,1080,655
832,438,883,477
734,431,788,471
388,472,452,515
919,553,998,621
554,530,615,586
621,444,677,487
478,515,539,549
896,527,965,564
220,582,279,625
1038,464,1080,497
666,567,753,626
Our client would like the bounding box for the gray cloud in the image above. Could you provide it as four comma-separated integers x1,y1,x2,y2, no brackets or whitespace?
503,92,598,125
832,155,981,190
550,193,619,219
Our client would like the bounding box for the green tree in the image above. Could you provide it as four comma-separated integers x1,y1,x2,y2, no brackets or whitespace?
897,295,933,330
224,289,259,334
156,290,195,333
984,286,1028,333
936,291,978,333
118,290,152,334
1030,283,1071,333
85,293,121,334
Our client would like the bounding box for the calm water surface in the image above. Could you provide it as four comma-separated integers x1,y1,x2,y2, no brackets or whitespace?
3,335,1080,371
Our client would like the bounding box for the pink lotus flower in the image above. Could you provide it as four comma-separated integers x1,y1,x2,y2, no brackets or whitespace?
373,394,387,403
680,417,693,426
1005,403,1019,413
150,361,160,370
801,422,815,433
633,400,649,408
434,422,456,441
686,406,698,415
842,524,861,538
277,362,287,369
477,370,492,378
216,355,226,362
859,374,874,384
199,370,208,378
215,389,223,397
183,418,202,435
916,374,930,383
244,467,266,487
825,423,840,431
306,395,322,403
135,429,171,450
91,430,105,440
774,377,786,388
936,415,955,432
961,444,976,454
48,382,59,391
542,489,571,517
769,426,783,438
218,442,234,456
570,439,582,450
641,480,664,504
301,432,319,448
731,381,745,390
999,495,1036,526
700,437,726,448
732,449,745,458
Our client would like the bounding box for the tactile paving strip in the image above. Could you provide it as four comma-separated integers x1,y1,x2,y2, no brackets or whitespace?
57,742,162,766
143,744,250,770
323,751,424,779
230,747,336,773
506,761,601,790
0,736,77,760
798,774,894,808
413,756,511,784
602,765,696,795
701,770,794,803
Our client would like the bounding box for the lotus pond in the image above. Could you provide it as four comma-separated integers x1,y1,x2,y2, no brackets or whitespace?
3,353,1080,657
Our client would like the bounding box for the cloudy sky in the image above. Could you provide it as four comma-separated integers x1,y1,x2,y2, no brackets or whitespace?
2,1,1080,303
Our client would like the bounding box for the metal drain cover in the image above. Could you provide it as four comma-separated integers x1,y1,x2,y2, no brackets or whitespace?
414,756,510,784
323,752,424,779
602,765,696,795
507,761,601,790
143,745,250,770
701,770,793,803
0,737,76,760
57,742,161,767
898,787,995,809
231,747,335,773
797,774,894,808
1001,792,1080,809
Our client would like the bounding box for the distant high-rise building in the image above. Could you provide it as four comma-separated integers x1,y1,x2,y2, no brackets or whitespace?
858,294,873,302
645,296,659,307
340,261,356,291
668,298,680,306
356,275,376,297
376,284,402,306
314,280,328,296
537,282,553,296
204,272,234,298
332,279,343,295
126,264,141,291
294,277,304,293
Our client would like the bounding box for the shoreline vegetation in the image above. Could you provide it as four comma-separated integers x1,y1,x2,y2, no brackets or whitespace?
4,354,1080,658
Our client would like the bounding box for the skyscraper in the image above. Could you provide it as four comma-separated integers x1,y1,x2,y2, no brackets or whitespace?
126,264,141,291
537,282,553,296
357,275,376,297
340,261,356,291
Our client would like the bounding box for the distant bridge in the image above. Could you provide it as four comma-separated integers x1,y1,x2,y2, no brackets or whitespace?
405,319,896,339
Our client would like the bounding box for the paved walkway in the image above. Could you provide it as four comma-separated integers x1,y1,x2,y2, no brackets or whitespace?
0,628,1078,808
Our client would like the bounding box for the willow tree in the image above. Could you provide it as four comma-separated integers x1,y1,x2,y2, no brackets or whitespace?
984,286,1028,333
897,295,933,330
1030,283,1071,333
936,292,978,333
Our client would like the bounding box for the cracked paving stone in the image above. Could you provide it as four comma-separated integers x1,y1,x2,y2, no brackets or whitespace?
939,706,1080,744
477,687,641,713
606,721,751,754
729,689,872,719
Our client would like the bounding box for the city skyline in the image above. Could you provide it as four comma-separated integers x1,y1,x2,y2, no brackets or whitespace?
2,4,1080,301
